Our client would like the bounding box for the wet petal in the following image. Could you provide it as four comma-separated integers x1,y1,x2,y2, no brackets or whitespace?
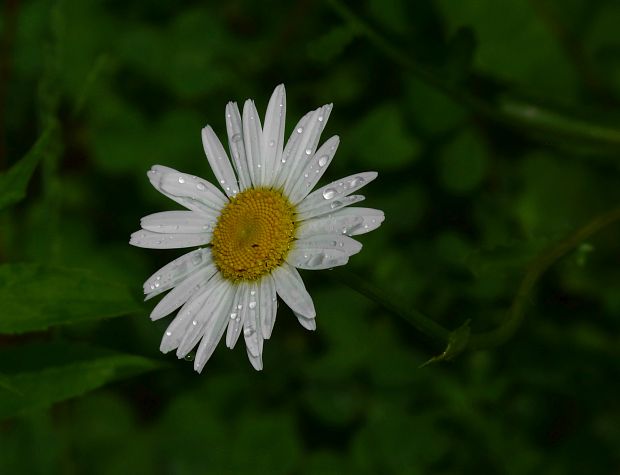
201,126,239,197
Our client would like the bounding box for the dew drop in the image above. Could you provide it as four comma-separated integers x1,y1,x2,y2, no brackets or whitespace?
250,290,256,296
322,188,337,200
305,148,312,156
237,304,243,310
166,331,172,336
230,312,237,320
196,183,206,191
231,133,242,142
318,155,328,167
184,353,195,362
349,176,366,188
330,200,342,210
192,320,197,326
249,301,257,309
178,176,185,184
297,127,304,133
268,140,275,147
244,327,254,337
318,115,324,122
281,158,287,163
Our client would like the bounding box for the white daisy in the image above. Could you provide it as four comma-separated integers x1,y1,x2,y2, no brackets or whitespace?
130,84,384,372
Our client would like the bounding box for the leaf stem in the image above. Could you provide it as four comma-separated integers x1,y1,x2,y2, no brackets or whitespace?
326,0,620,151
332,269,451,343
468,206,620,349
339,205,620,353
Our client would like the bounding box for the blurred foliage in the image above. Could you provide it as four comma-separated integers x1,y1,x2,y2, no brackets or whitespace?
1,0,620,473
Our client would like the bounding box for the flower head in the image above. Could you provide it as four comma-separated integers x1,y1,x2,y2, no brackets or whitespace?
130,85,384,372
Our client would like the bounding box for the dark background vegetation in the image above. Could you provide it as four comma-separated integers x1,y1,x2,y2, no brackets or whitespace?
1,0,620,473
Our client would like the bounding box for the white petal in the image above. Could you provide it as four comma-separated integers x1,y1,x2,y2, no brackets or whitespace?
296,194,365,222
294,311,316,331
242,99,263,187
201,126,240,197
282,104,333,196
143,248,212,298
288,135,340,205
296,207,385,238
159,283,213,354
140,211,216,234
150,264,217,321
286,234,361,270
296,171,377,217
148,166,227,217
243,281,262,357
226,283,250,349
272,263,315,318
225,102,252,190
273,111,312,189
259,275,277,339
246,348,263,371
261,84,286,186
193,281,237,372
176,276,233,358
130,229,211,249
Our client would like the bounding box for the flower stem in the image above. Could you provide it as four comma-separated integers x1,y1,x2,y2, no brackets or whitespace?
339,205,620,353
326,0,620,151
468,206,620,349
332,269,451,343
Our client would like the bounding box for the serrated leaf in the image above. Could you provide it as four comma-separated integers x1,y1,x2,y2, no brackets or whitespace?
0,341,161,419
0,263,141,334
0,127,53,211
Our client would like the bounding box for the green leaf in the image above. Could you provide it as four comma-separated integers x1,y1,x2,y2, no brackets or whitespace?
435,0,578,101
0,127,53,211
421,319,471,366
0,374,20,395
0,341,161,419
438,127,489,194
345,103,422,170
0,263,141,334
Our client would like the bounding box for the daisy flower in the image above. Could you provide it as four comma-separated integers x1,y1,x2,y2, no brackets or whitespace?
130,84,384,372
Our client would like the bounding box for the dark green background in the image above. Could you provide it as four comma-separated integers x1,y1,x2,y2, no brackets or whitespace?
1,0,620,473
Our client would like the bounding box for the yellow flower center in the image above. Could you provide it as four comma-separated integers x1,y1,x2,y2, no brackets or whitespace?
211,188,296,282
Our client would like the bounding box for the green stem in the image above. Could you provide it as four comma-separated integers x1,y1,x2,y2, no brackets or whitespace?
340,205,620,352
333,269,451,343
326,0,620,150
468,206,620,349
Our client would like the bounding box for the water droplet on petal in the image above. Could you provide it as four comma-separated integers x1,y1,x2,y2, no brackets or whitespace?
318,115,324,122
318,155,328,167
192,320,197,326
350,176,366,188
166,331,172,336
230,312,237,320
237,304,243,310
249,301,257,309
323,188,337,200
305,148,312,156
244,327,254,337
196,183,206,191
184,353,195,361
268,140,275,147
330,200,342,209
231,133,242,142
250,290,256,296
178,176,185,184
297,127,304,134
